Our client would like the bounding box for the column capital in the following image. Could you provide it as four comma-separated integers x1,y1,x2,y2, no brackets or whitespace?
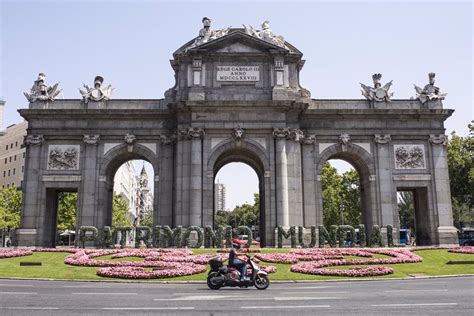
273,127,289,139
374,133,391,144
24,134,44,146
288,129,304,142
178,127,205,140
429,134,448,146
83,134,100,145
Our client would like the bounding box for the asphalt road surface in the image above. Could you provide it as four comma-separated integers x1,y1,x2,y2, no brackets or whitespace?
0,276,473,315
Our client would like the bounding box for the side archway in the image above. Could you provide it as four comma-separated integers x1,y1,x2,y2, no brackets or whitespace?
96,144,159,229
204,139,272,247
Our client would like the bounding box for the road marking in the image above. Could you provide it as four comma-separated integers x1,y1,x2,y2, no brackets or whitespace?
280,291,348,295
0,292,37,295
372,303,457,307
0,284,34,287
274,296,343,301
289,286,332,289
104,307,195,310
71,292,137,295
154,296,259,301
241,305,330,309
3,307,59,310
384,289,448,293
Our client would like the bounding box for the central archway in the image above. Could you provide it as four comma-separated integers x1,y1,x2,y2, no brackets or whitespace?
205,140,271,247
316,144,378,235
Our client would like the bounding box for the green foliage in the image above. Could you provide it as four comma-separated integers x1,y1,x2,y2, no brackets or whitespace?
337,225,356,247
114,226,132,247
370,225,383,247
235,226,253,247
322,163,362,228
318,225,331,248
298,226,317,248
277,226,296,248
78,226,99,248
182,226,203,248
161,225,182,248
216,193,259,229
112,194,133,228
204,225,229,248
135,226,152,248
387,225,394,247
140,210,153,227
358,224,366,247
57,192,77,232
0,186,22,230
398,191,416,233
448,124,474,228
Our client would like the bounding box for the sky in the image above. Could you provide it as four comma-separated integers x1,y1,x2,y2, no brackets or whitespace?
1,0,472,209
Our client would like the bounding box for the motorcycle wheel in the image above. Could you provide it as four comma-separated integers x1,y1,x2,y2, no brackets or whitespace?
254,274,270,290
207,273,222,290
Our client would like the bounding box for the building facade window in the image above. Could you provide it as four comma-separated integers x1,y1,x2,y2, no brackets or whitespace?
3,171,5,177
23,152,25,158
14,155,17,161
8,170,10,176
4,158,6,163
13,168,16,175
9,157,12,162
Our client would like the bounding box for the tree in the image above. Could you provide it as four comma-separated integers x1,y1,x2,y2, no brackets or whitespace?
140,209,153,227
398,191,415,232
341,169,362,227
0,186,22,246
322,162,344,227
216,193,259,229
447,121,474,228
57,192,77,231
322,163,362,227
112,194,133,227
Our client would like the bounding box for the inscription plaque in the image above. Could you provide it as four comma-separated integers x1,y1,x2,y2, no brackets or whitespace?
217,66,259,82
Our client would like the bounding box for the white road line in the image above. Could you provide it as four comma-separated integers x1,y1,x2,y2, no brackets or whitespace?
241,305,330,309
103,307,195,310
154,296,259,301
280,291,348,295
274,296,343,301
372,303,458,307
0,292,37,295
0,284,34,287
384,289,448,293
3,307,59,310
71,292,137,295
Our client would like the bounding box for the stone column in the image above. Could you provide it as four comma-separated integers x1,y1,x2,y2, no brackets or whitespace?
273,128,289,227
17,135,44,246
429,134,458,246
189,128,205,226
374,134,397,244
286,129,304,226
157,135,175,226
301,135,317,226
80,135,101,231
374,134,396,225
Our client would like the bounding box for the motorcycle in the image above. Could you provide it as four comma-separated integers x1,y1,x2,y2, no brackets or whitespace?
207,255,270,290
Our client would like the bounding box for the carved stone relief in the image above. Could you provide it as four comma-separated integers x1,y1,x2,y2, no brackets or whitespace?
394,144,426,169
47,145,80,170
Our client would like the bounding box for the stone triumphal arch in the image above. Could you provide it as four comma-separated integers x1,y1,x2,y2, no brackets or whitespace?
17,19,457,247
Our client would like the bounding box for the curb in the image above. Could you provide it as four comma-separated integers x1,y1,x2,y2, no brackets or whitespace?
0,274,472,284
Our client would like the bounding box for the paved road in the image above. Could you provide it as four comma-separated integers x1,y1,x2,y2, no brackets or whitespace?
0,276,473,315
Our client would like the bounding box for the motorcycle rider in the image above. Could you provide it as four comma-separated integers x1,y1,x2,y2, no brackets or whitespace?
229,239,249,282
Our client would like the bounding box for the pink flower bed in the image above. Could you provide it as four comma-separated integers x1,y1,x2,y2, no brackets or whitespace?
311,266,394,277
448,246,474,254
0,247,426,279
216,248,260,253
290,248,422,277
0,248,33,258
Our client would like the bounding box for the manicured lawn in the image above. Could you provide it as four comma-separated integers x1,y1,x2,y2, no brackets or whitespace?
0,249,472,282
